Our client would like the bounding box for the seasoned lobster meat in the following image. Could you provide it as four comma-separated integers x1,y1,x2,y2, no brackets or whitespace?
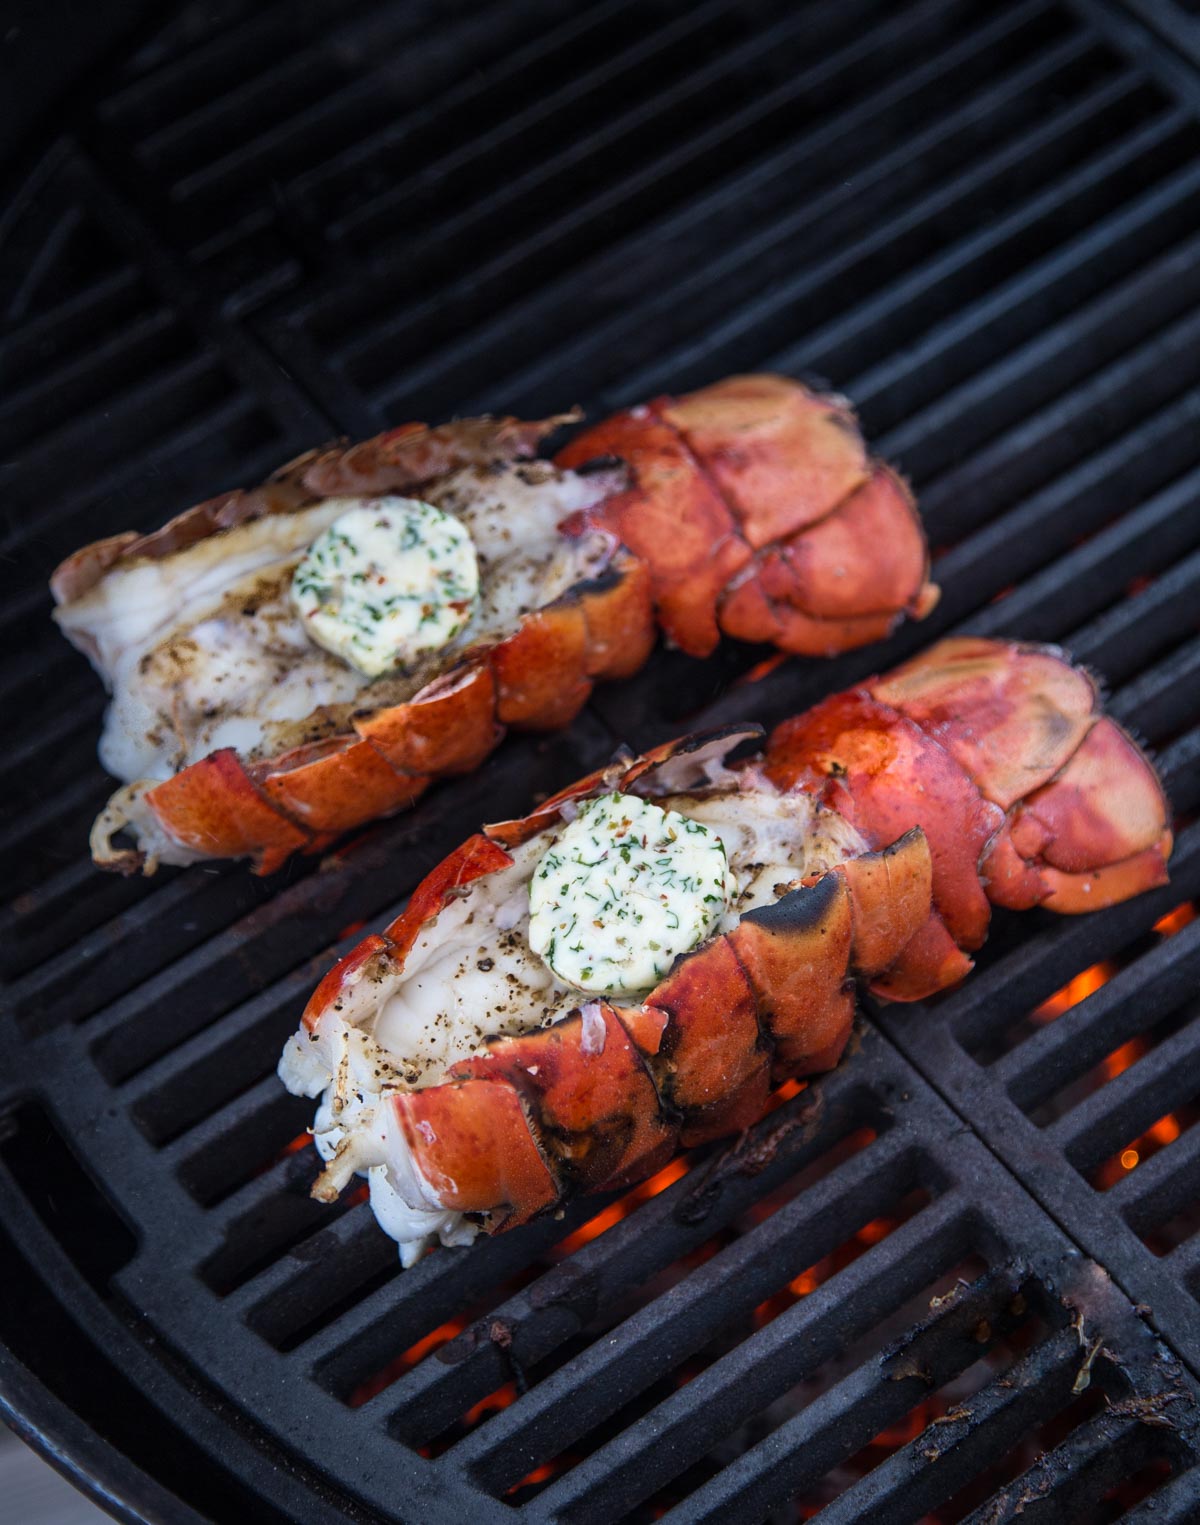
279,638,1171,1264
52,375,934,876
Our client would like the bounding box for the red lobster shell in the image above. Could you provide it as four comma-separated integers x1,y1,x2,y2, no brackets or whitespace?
285,638,1170,1252
557,372,937,657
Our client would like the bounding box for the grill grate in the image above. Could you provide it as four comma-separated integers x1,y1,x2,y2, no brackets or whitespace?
4,1,1200,1520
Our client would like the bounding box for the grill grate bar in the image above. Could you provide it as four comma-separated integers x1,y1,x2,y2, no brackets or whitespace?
326,0,817,247
7,4,1200,1519
1106,633,1200,741
0,863,152,985
175,0,641,207
527,1224,1010,1524
945,825,1200,1056
1122,1466,1200,1525
175,0,704,210
818,1339,1128,1525
450,1145,942,1491
448,1,1088,419
1045,1006,1200,1168
1166,1229,1200,1289
853,172,1200,435
666,1327,1081,1525
9,863,286,1040
97,1,345,128
769,108,1197,389
0,773,108,875
1156,727,1200,811
621,99,1191,402
0,697,104,793
992,918,1200,1113
0,307,183,447
161,1074,310,1207
211,1198,385,1308
1067,546,1200,687
281,1067,863,1376
1110,1108,1200,1233
920,387,1200,626
118,974,321,1127
873,218,1200,479
1,386,271,551
348,0,1061,403
258,1204,583,1366
371,1084,905,1438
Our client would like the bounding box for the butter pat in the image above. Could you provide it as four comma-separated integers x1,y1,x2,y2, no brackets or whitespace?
528,792,735,995
291,497,478,677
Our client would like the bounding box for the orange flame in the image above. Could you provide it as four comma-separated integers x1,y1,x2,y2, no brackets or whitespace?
754,1204,912,1329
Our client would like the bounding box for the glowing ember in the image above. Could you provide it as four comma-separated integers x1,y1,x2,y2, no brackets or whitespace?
1155,903,1196,938
505,1460,559,1497
1032,961,1116,1023
737,651,789,685
551,1156,691,1258
753,1196,924,1331
349,1316,467,1408
463,1380,517,1427
1094,1104,1188,1191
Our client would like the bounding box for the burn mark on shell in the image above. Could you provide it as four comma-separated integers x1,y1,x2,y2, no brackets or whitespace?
740,868,840,935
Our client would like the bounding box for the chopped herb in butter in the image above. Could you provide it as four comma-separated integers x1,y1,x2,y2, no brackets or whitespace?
528,792,736,995
291,497,479,677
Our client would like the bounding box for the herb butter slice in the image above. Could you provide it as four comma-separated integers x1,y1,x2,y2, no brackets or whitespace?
291,497,478,677
528,792,736,995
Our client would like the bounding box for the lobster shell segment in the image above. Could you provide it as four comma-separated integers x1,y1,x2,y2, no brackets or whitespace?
392,1079,559,1228
728,874,857,1078
839,829,935,978
559,374,936,658
257,737,430,835
142,749,314,874
450,1003,676,1197
282,638,1171,1259
765,690,1003,953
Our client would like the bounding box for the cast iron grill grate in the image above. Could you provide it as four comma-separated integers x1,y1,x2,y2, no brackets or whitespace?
4,1,1200,1520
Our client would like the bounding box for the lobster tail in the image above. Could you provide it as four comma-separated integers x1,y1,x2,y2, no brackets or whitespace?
282,639,1171,1257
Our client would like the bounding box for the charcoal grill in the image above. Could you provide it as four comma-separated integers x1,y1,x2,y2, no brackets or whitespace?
4,1,1200,1520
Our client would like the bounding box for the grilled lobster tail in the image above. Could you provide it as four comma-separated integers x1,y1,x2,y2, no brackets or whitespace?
62,416,654,875
54,375,935,876
282,639,1170,1259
